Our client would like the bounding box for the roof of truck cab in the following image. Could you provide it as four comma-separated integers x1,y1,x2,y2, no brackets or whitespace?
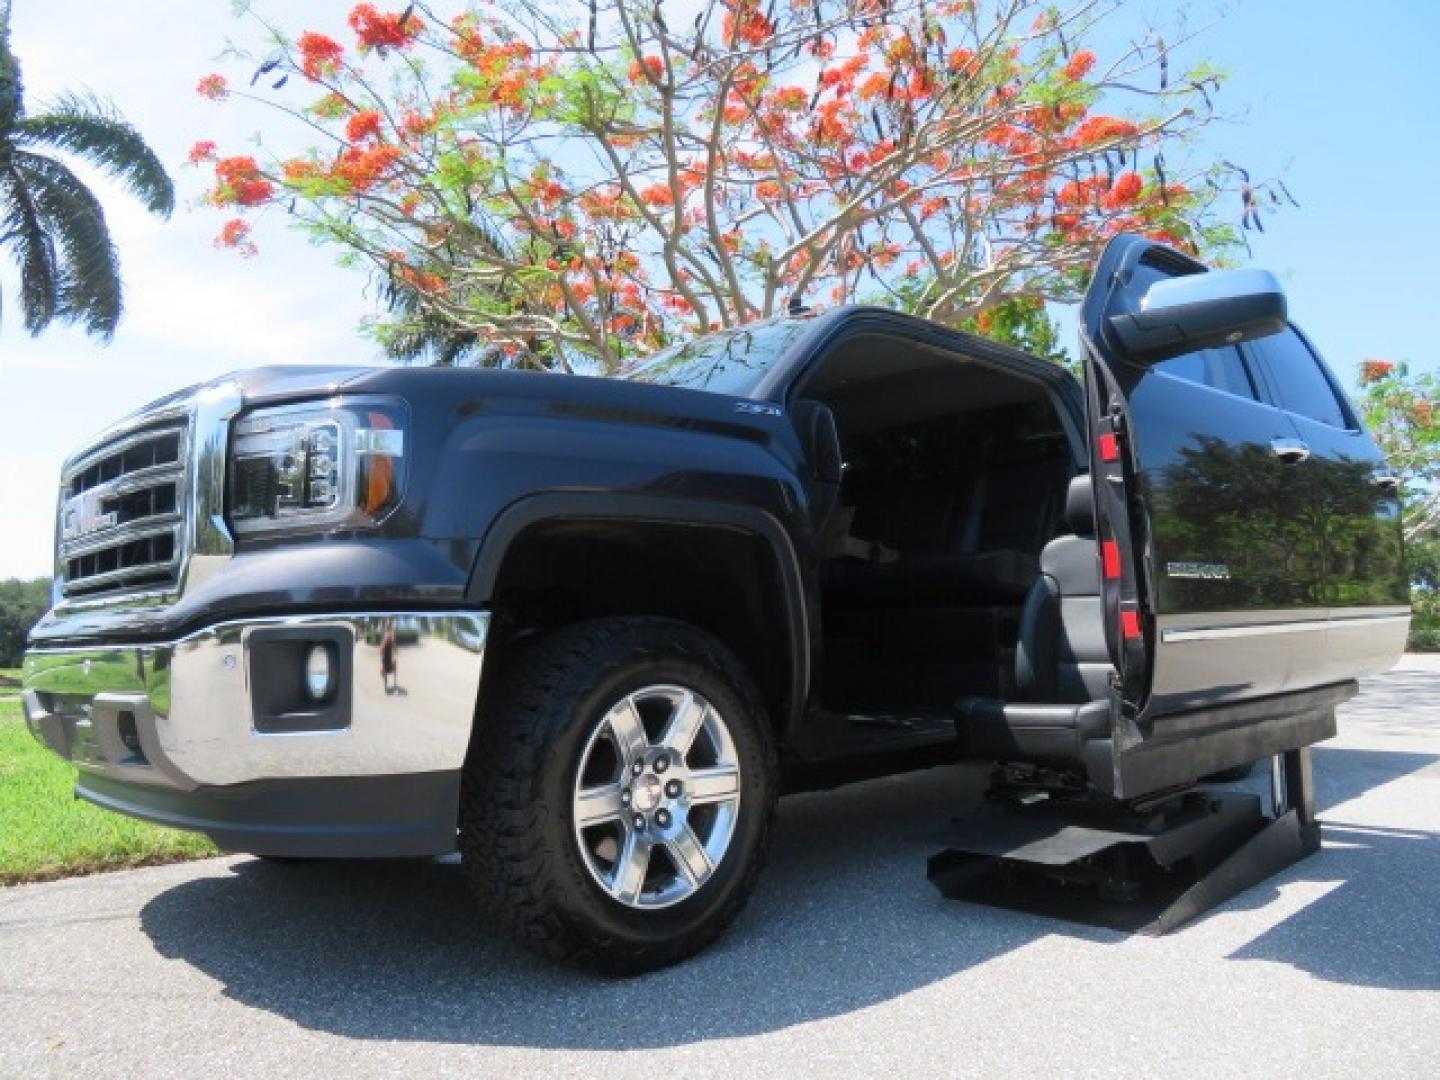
750,304,1083,403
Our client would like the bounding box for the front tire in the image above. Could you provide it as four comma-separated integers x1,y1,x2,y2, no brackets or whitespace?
459,617,777,975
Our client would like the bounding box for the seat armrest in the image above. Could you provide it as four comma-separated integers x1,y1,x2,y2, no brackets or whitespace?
956,697,1110,765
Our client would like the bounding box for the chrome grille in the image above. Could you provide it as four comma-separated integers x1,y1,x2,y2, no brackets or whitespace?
58,417,191,599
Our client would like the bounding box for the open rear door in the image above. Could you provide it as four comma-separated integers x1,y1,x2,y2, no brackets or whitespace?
1079,234,1352,798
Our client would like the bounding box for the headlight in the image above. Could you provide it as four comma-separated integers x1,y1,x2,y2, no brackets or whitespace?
228,397,407,536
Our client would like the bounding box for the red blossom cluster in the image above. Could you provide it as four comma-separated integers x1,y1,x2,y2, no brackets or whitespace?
1063,50,1096,81
1070,116,1142,147
215,218,257,257
947,47,977,74
282,159,323,182
196,74,227,100
722,0,774,48
1104,171,1144,208
399,109,437,138
395,261,447,296
1360,359,1397,385
628,55,664,84
187,140,218,164
531,177,568,206
212,156,274,207
345,109,384,143
638,183,675,208
298,31,345,79
333,143,403,191
349,4,417,51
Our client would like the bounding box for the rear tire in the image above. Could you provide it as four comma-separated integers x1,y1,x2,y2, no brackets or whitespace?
459,616,777,975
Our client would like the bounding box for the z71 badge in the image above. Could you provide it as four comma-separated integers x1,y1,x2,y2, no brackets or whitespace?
1166,561,1232,580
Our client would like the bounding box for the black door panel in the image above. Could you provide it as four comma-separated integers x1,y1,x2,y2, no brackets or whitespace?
1120,361,1329,711
1078,233,1403,798
1243,327,1409,683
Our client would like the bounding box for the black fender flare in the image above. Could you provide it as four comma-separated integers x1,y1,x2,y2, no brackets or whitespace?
465,491,811,732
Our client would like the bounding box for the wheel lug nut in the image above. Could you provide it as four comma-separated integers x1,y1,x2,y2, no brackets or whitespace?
632,813,646,831
656,808,671,828
631,759,645,776
620,788,631,806
654,756,669,774
665,780,681,798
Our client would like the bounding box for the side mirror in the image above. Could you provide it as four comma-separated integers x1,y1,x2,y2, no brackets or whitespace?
1106,268,1288,366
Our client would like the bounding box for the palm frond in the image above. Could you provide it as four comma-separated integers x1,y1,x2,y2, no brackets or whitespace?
14,150,122,338
17,92,174,216
0,0,23,132
376,273,481,366
376,217,516,366
0,164,60,333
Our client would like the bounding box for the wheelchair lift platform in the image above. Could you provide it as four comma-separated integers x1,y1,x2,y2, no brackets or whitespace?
927,748,1320,934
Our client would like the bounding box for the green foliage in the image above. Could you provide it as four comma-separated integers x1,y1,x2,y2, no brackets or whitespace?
1408,538,1440,651
1407,614,1440,652
0,577,48,667
1407,537,1440,594
1355,359,1440,543
959,297,1073,370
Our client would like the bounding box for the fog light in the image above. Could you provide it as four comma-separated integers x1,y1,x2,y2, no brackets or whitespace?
304,644,335,702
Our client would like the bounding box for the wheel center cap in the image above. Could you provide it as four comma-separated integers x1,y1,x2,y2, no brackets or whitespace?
633,774,663,812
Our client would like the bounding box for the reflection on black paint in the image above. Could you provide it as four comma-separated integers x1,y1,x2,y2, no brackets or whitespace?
1150,436,1406,611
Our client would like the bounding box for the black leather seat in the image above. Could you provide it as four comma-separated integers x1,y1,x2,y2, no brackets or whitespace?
822,547,1039,606
824,444,1070,606
791,400,843,530
956,475,1114,764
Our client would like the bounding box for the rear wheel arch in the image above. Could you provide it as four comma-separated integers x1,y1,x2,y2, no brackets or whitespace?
466,492,810,744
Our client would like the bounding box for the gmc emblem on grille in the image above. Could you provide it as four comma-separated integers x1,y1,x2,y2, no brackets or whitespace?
60,490,118,541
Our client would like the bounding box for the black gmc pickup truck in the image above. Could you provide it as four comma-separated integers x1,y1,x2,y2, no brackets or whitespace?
22,234,1408,972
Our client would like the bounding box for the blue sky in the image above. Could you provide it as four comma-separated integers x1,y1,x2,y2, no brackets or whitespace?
1,0,1437,578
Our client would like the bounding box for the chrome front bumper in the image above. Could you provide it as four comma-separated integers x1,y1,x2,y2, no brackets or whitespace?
22,611,489,792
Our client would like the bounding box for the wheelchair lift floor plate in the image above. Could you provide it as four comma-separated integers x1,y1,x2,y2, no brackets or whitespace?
928,755,1321,934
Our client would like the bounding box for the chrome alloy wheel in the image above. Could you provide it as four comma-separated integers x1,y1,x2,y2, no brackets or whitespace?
571,685,742,909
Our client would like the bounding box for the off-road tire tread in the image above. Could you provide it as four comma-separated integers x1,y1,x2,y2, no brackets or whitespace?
459,616,776,975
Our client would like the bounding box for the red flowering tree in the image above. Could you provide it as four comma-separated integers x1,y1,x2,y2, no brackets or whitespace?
1357,359,1440,543
194,0,1287,370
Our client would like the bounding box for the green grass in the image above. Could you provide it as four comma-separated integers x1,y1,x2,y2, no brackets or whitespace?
0,699,215,885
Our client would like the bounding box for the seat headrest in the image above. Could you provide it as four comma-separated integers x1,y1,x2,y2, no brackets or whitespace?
1064,474,1094,536
791,400,842,485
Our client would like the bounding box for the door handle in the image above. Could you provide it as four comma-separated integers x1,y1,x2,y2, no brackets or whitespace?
1269,438,1312,464
1267,440,1313,466
1372,474,1401,494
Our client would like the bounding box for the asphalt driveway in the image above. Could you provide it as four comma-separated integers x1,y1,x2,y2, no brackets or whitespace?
3,658,1438,1077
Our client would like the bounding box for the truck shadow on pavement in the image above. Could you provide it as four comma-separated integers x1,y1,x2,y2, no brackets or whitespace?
1220,744,1440,991
138,763,1074,1047
138,746,1440,1047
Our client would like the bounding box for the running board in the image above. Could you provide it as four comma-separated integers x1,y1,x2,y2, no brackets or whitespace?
927,748,1320,934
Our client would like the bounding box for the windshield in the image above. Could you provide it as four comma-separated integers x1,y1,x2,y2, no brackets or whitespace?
624,317,815,396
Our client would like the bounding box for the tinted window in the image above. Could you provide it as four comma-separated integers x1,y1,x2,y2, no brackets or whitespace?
1250,329,1350,428
625,318,815,396
1157,346,1255,399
